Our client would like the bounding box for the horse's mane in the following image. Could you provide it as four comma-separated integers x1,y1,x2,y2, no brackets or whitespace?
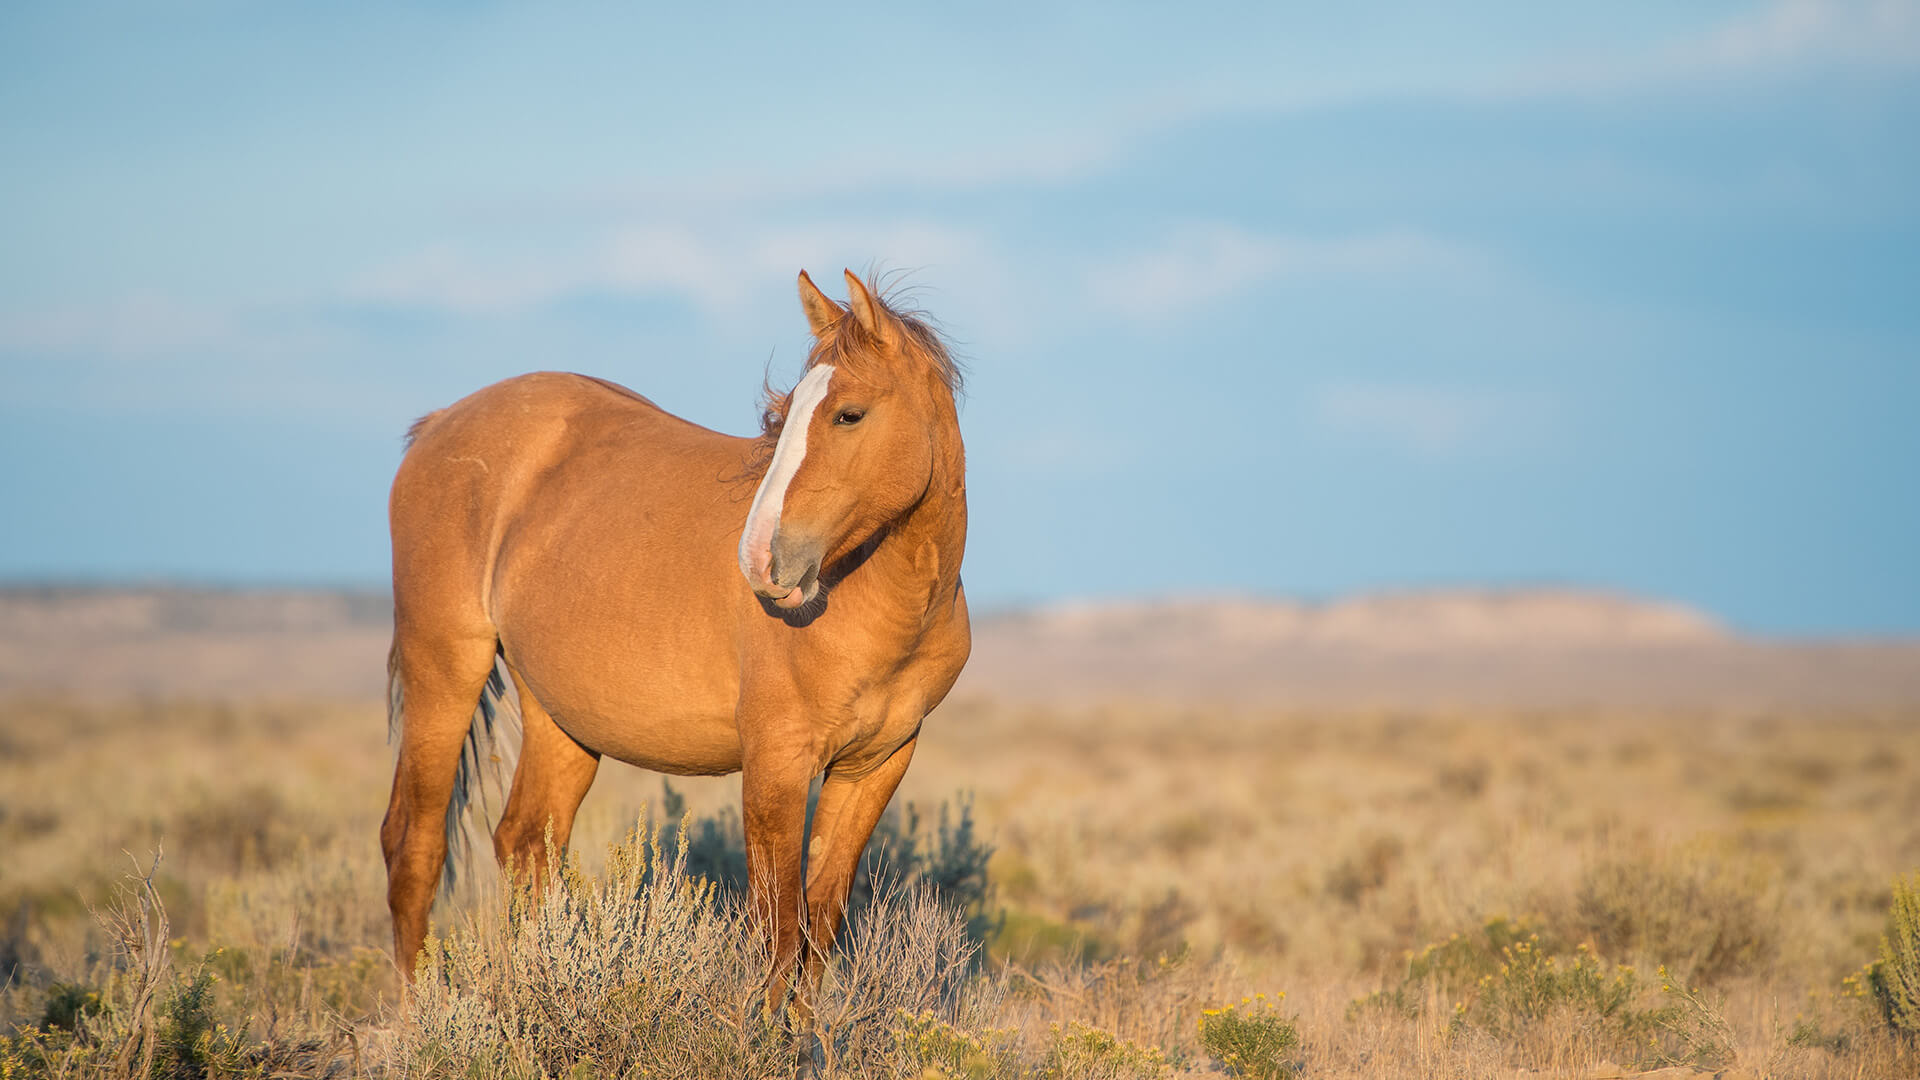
402,409,443,451
754,274,963,452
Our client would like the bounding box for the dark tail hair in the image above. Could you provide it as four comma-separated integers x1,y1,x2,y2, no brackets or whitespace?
387,645,523,899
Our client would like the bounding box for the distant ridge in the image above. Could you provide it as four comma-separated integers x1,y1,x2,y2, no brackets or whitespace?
0,585,1727,645
0,585,394,699
0,584,1914,707
964,589,1915,708
993,588,1727,650
0,585,391,635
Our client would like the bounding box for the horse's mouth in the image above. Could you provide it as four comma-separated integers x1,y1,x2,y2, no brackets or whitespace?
767,563,820,610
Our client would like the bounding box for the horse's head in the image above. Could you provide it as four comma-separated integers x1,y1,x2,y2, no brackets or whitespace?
738,269,962,610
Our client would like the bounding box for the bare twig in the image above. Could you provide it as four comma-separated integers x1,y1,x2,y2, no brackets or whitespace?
88,848,170,1080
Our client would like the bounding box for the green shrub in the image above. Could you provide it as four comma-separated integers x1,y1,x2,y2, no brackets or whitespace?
659,781,750,895
659,782,999,950
855,798,999,950
1039,1020,1169,1080
1347,914,1554,1019
1198,994,1300,1079
1631,968,1738,1071
1868,870,1920,1040
152,962,249,1080
34,982,101,1032
991,909,1115,968
0,864,290,1080
1786,1015,1852,1055
1569,851,1773,986
1461,938,1633,1040
1409,915,1557,998
889,1009,1020,1079
1464,940,1731,1069
1463,940,1730,1069
1355,918,1733,1071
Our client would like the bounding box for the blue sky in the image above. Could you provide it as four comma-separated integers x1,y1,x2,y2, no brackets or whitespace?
2,1,1916,634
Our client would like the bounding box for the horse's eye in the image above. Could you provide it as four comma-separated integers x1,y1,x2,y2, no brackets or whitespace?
834,409,865,426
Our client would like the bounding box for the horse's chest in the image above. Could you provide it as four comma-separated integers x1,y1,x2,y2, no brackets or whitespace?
818,638,964,772
823,691,924,775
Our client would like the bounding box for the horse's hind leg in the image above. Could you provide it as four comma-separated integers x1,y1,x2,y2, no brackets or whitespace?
381,627,498,976
492,668,600,884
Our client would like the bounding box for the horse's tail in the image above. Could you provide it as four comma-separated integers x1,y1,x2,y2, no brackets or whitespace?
387,643,523,901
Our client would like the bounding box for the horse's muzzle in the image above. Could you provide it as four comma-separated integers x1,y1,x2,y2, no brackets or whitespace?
762,533,823,610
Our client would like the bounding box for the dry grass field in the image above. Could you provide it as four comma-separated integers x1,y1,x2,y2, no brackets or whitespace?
2,691,1917,1078
2,589,1918,1077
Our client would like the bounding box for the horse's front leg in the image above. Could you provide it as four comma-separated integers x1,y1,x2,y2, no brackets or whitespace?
797,735,919,1015
739,721,818,1017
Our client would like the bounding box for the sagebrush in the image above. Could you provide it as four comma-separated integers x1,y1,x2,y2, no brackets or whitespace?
1871,870,1920,1040
5,696,1920,1077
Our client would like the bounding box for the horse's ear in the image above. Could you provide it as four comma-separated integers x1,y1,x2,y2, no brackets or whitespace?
797,270,841,338
843,269,900,348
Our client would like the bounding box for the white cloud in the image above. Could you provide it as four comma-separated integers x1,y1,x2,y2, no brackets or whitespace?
1482,0,1920,100
348,218,1003,320
1689,0,1920,69
0,300,381,421
547,132,1121,216
1086,223,1480,322
348,247,577,315
1310,381,1556,458
0,294,235,355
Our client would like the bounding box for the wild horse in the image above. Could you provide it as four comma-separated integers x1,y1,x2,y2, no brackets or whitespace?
381,270,969,1015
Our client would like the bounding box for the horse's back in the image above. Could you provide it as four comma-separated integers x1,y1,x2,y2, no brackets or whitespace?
400,370,669,467
389,372,740,626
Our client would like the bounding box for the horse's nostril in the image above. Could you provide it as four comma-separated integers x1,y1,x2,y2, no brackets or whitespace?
768,532,822,589
769,557,801,589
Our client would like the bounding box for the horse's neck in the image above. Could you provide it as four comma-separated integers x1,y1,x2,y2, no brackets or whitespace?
853,417,966,622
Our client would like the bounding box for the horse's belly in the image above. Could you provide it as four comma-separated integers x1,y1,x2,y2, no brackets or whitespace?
494,546,749,775
534,680,744,775
564,706,743,776
507,643,745,777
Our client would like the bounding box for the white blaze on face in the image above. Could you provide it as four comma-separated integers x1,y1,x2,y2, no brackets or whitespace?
739,364,836,593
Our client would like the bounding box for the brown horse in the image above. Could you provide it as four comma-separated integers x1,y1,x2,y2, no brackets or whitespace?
380,270,970,1011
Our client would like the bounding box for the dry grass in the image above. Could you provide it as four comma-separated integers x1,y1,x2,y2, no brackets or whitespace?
1,694,1917,1077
